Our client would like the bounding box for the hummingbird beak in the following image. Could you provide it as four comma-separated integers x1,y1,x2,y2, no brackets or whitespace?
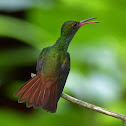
78,17,100,26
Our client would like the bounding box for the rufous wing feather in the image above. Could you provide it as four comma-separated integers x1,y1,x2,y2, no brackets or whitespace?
15,73,58,113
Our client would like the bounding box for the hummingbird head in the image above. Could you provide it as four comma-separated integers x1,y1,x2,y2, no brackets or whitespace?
61,17,99,36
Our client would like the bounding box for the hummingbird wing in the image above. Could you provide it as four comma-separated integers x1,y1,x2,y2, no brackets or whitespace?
56,52,70,102
36,47,48,73
15,47,58,113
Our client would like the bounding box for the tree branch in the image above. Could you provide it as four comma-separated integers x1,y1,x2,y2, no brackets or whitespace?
61,93,126,123
31,73,126,123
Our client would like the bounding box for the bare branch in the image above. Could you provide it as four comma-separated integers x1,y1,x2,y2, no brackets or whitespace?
61,93,126,123
31,73,126,123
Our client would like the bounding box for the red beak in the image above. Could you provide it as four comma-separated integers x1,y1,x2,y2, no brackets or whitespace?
78,17,100,26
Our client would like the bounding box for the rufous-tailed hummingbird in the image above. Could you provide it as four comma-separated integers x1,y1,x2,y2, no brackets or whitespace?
15,17,99,113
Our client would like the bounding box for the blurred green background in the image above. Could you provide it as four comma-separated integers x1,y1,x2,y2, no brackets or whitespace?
0,0,126,126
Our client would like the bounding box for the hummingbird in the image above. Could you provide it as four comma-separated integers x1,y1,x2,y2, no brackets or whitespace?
15,17,99,113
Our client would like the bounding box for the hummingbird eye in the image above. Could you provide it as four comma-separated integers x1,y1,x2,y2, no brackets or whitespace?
73,23,77,27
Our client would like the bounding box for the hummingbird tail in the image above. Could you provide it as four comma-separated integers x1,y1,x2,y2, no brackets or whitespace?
15,73,57,113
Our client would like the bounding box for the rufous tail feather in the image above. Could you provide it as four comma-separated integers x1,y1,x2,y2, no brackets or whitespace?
15,73,57,113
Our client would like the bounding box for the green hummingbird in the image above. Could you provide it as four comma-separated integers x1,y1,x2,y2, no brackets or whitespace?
15,17,99,113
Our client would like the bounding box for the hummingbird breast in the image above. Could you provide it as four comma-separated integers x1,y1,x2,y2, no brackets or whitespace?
42,49,63,78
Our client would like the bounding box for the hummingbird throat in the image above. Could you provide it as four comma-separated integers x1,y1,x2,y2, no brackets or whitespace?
54,33,75,51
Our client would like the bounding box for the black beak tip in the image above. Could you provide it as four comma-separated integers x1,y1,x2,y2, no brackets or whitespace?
95,17,99,19
95,21,100,23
